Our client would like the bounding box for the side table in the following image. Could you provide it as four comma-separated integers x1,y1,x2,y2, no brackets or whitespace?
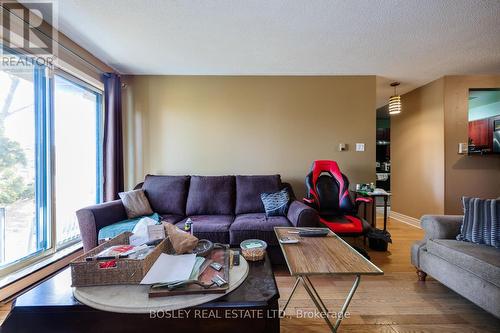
354,192,390,231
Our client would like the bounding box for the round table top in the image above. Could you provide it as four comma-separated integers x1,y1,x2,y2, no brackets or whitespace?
73,256,249,314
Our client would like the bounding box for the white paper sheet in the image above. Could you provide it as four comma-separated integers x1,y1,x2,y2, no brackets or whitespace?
140,253,196,285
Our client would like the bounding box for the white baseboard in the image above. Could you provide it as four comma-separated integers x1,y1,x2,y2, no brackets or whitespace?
390,211,421,229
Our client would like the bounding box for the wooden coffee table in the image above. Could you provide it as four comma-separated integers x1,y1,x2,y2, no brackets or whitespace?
275,227,383,332
1,254,279,333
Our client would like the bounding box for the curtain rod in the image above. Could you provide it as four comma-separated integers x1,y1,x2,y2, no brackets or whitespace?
2,5,113,76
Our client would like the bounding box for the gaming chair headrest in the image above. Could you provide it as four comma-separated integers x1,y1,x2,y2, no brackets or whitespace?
306,160,353,212
310,160,342,183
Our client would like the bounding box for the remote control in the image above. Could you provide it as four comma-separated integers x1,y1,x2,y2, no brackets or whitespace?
279,237,299,244
210,262,223,271
299,229,329,237
233,250,240,266
212,275,228,287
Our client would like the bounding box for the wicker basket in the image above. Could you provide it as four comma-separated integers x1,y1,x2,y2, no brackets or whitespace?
240,239,267,262
70,232,173,287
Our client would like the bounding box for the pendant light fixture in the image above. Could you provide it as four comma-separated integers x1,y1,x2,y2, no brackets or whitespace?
389,82,401,115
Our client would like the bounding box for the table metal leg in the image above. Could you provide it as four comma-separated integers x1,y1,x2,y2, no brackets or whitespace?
383,196,388,231
301,276,335,332
282,275,362,332
303,276,329,314
281,276,300,313
371,197,376,228
333,275,361,330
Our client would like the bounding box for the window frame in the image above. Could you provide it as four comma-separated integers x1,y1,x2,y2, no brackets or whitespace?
0,49,53,276
0,46,104,277
52,69,104,250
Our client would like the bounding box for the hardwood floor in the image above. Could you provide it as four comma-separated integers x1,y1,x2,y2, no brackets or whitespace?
1,216,499,332
276,216,500,332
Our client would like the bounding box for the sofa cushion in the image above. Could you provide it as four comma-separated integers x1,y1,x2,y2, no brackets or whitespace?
186,176,235,215
235,175,281,214
98,213,160,240
143,175,190,215
160,214,185,225
229,213,291,246
175,215,234,244
426,239,500,287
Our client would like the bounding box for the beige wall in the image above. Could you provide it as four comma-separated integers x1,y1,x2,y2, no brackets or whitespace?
391,75,500,219
443,76,500,214
122,76,376,196
391,78,446,218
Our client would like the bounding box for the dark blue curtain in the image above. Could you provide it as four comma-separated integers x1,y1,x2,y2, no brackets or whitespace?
103,73,124,201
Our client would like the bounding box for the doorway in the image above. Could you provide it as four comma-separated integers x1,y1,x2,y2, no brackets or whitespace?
376,105,390,207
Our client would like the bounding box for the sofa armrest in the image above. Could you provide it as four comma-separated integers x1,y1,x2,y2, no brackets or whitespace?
287,200,320,228
420,215,463,241
76,200,127,252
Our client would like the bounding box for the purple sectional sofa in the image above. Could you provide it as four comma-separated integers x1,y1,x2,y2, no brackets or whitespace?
76,174,319,264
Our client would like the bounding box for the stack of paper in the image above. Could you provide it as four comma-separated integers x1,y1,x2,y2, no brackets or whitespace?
140,253,196,285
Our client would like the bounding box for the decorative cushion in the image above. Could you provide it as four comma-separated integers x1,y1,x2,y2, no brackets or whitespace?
261,188,290,217
163,222,199,254
186,176,235,215
457,197,500,248
229,213,291,246
235,175,281,214
175,215,234,244
143,175,190,215
98,213,160,240
118,189,153,219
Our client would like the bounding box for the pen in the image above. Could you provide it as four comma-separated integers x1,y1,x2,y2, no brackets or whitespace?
85,254,129,261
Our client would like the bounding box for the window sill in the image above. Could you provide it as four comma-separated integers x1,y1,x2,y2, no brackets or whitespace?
0,243,83,301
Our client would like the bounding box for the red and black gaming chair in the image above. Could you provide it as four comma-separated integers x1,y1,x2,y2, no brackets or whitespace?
304,160,372,236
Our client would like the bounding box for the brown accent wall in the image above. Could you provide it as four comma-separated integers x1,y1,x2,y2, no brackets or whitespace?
122,76,376,195
443,76,500,214
391,78,445,218
392,75,500,219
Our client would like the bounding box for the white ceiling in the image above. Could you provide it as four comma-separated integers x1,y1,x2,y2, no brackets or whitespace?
40,0,500,107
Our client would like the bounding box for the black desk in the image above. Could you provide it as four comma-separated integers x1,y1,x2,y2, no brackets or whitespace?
1,255,279,333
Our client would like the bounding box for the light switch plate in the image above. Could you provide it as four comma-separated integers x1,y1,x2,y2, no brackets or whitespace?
458,143,468,154
338,143,347,151
355,143,365,152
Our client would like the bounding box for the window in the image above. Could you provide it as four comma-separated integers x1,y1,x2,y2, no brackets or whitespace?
0,50,103,274
54,73,102,247
0,55,39,267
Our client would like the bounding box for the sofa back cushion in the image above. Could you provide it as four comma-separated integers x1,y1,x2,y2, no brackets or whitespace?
235,175,282,214
143,175,190,215
186,176,235,215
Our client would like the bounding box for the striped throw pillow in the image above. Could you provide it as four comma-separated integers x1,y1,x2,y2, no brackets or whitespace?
457,197,500,248
260,189,290,217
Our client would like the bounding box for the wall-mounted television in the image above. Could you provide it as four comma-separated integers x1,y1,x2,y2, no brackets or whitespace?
468,88,500,155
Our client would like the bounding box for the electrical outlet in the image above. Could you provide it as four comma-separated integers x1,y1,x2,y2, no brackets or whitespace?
355,143,365,152
338,143,347,151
